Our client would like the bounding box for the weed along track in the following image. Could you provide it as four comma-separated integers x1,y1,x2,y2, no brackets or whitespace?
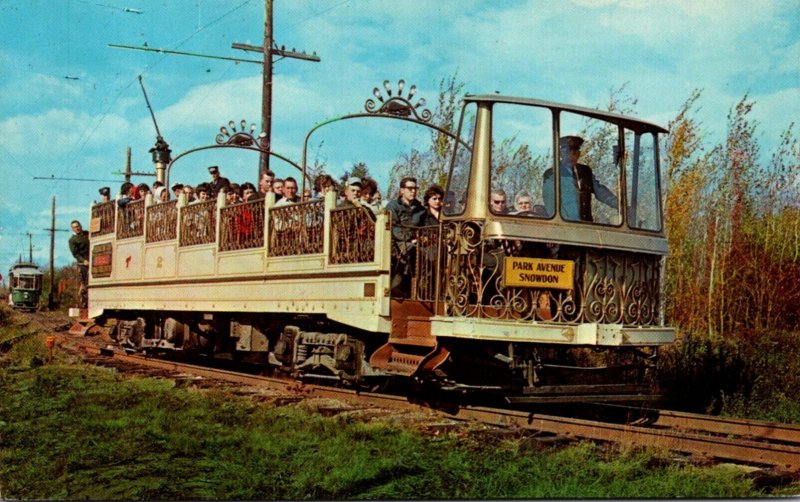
49,323,800,475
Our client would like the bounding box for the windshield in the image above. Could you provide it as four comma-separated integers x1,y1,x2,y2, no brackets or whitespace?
489,103,554,218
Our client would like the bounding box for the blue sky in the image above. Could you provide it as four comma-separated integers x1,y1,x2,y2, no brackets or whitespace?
1,0,798,269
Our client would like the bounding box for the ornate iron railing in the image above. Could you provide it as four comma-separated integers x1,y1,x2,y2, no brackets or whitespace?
220,199,265,252
146,200,178,243
441,220,661,326
116,199,145,239
268,200,324,256
329,205,376,264
91,202,116,236
180,200,217,247
412,225,443,301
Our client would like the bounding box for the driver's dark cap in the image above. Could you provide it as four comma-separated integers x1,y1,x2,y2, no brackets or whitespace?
560,136,584,151
208,165,219,174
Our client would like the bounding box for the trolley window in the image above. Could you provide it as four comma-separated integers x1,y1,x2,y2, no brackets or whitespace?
625,131,662,231
443,102,477,216
489,103,554,218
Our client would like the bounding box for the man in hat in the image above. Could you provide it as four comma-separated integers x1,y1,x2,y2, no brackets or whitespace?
207,165,230,197
338,176,363,207
98,187,111,203
542,135,618,222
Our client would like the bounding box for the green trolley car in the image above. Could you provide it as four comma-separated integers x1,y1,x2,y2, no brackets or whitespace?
8,262,43,311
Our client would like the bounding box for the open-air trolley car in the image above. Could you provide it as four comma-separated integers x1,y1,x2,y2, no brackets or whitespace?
86,85,674,407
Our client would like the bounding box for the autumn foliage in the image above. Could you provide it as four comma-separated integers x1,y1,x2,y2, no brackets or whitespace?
665,91,800,335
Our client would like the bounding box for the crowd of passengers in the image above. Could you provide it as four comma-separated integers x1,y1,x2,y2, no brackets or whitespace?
96,165,447,230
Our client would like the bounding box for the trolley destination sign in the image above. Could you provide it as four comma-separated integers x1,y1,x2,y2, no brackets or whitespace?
504,257,575,290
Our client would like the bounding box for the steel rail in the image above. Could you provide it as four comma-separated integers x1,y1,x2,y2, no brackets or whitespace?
59,335,800,472
656,410,800,445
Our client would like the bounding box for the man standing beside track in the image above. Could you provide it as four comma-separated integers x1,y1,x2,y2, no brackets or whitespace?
69,220,90,308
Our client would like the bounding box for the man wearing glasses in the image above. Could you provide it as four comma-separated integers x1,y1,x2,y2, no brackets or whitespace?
386,177,426,296
490,189,510,215
386,177,425,242
542,135,618,222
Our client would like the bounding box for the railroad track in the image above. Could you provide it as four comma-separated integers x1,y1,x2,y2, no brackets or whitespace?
50,332,800,473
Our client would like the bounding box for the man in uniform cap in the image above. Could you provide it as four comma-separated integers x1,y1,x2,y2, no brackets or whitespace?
98,187,111,203
207,165,230,198
542,135,618,222
338,176,363,207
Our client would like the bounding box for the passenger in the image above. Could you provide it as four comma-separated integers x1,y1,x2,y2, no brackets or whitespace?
171,183,184,200
154,186,170,203
98,186,111,204
372,191,383,208
542,135,618,222
225,183,242,205
68,220,90,308
207,165,230,198
314,174,337,199
416,184,444,226
117,182,134,207
194,183,211,203
386,176,425,240
259,170,275,197
182,185,196,203
235,182,258,241
241,182,258,202
275,177,300,206
272,178,284,202
360,177,382,214
338,177,363,208
152,180,164,190
512,191,533,214
302,187,312,202
490,189,509,215
137,183,151,200
385,176,425,296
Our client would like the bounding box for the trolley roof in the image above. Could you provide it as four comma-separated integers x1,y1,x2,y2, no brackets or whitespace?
9,262,43,275
465,94,669,134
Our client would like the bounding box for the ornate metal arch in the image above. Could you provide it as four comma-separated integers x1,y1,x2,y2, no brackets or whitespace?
165,119,305,188
301,80,470,193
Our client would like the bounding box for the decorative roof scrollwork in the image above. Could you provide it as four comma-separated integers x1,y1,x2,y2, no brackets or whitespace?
365,79,432,122
215,119,267,148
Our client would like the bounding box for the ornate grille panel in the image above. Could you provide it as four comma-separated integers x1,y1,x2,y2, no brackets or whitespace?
220,199,265,252
180,200,217,247
268,200,324,256
441,220,662,326
117,200,145,239
91,202,115,236
329,206,376,264
412,225,443,301
146,200,178,243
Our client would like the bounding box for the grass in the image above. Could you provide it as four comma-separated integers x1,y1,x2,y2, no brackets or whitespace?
0,307,797,499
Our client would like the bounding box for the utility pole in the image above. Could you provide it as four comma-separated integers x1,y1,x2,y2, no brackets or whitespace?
25,232,33,262
232,1,320,176
112,146,156,181
111,1,320,178
43,197,69,309
48,197,56,309
262,0,273,174
125,147,131,182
